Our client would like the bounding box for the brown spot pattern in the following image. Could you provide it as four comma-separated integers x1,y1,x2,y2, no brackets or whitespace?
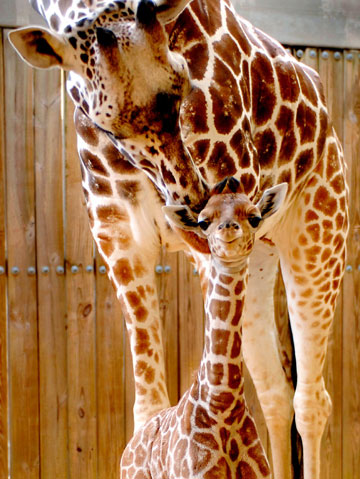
214,34,241,76
211,329,230,355
296,102,317,144
96,204,128,223
183,88,209,134
209,299,231,321
185,42,209,81
191,0,222,36
294,63,319,107
251,53,276,125
295,149,314,181
88,175,112,196
226,11,251,56
207,362,224,385
228,364,241,389
103,143,137,173
204,457,230,478
195,405,217,429
274,61,300,102
255,128,277,168
116,180,140,205
208,142,237,177
239,416,258,446
237,461,257,479
313,186,338,216
75,108,99,146
210,58,243,134
190,139,210,165
113,258,134,285
248,444,270,475
134,328,152,356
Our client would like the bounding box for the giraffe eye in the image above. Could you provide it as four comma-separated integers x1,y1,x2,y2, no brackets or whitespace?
248,216,262,228
198,220,210,231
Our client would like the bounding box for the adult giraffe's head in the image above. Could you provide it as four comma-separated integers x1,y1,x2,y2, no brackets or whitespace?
9,0,210,210
9,0,191,140
164,178,288,263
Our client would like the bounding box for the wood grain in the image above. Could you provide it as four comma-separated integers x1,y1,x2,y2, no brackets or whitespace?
158,249,179,405
0,29,8,479
177,252,204,396
64,82,98,479
318,49,345,479
124,325,135,444
4,29,39,479
96,250,126,479
33,67,69,479
1,28,360,479
342,50,360,479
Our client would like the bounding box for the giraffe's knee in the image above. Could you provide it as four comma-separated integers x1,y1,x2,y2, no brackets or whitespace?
293,380,332,439
258,381,294,425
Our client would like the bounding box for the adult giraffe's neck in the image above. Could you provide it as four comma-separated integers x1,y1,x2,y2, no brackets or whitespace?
29,0,96,32
195,258,249,422
114,129,209,212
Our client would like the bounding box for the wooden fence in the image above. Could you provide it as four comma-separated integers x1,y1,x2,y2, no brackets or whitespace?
0,28,359,479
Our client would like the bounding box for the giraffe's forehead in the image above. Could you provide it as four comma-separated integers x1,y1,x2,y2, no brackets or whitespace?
62,1,135,42
201,193,259,219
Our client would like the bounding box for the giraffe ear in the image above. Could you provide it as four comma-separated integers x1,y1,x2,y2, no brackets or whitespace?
163,205,200,232
155,0,191,24
256,183,288,220
8,27,73,70
163,205,210,254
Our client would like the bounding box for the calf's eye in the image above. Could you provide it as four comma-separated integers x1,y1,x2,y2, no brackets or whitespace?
198,220,210,231
248,216,262,228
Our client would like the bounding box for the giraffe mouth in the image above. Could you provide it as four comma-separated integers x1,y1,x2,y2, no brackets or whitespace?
217,236,241,245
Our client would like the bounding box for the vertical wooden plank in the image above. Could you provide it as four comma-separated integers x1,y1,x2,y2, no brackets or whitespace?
0,28,9,479
318,49,344,479
124,327,135,444
33,67,68,479
177,252,204,396
64,79,97,479
158,249,179,405
298,47,319,71
342,50,360,479
4,29,39,479
96,251,126,479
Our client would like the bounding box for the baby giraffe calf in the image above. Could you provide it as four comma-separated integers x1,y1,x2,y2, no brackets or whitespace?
120,177,287,479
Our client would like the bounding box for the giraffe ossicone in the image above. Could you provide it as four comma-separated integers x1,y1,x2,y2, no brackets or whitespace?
9,1,349,478
121,178,287,479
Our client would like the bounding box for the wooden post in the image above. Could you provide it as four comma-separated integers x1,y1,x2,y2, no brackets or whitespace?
34,67,69,479
342,50,360,479
4,29,39,479
318,48,345,479
96,250,126,479
0,29,9,479
63,77,98,479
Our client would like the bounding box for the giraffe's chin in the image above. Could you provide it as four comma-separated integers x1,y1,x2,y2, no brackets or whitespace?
210,236,254,261
211,254,250,274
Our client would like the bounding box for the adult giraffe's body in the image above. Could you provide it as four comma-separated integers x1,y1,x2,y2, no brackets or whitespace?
10,0,348,478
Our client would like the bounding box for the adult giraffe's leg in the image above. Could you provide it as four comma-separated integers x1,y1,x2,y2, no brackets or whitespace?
275,141,348,479
243,240,294,479
75,108,171,428
90,200,171,429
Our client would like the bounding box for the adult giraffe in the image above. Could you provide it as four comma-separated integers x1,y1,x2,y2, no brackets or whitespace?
9,0,348,477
